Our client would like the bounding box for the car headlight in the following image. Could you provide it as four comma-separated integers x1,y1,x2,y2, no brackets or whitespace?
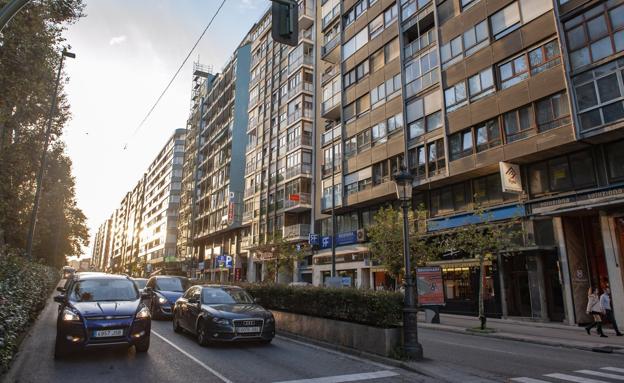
135,306,151,319
266,315,275,323
212,317,231,325
62,308,80,322
157,295,168,304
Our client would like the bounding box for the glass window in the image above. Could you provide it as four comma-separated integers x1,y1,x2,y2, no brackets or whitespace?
475,119,501,152
606,139,624,180
491,2,521,39
535,92,571,132
468,67,495,100
445,82,467,111
504,105,534,142
499,55,529,89
449,130,473,161
529,150,596,195
427,139,446,176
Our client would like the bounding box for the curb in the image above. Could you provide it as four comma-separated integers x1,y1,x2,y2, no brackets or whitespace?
418,323,624,355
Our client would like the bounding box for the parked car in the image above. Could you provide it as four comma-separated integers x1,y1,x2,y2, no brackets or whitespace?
172,285,275,345
143,276,191,319
53,273,151,358
131,278,148,293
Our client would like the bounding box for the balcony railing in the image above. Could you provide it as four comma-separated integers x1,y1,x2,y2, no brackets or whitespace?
284,192,311,209
321,94,341,115
283,224,311,238
287,82,313,100
284,163,312,180
321,125,341,146
321,4,340,29
288,55,314,74
242,211,253,222
321,65,339,85
321,35,340,57
285,133,313,152
287,108,313,124
244,187,255,198
404,29,436,60
244,163,257,176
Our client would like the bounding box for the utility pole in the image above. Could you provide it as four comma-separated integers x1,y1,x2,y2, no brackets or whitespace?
25,49,75,261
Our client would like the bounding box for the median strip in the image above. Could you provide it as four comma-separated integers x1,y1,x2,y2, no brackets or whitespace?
151,330,232,383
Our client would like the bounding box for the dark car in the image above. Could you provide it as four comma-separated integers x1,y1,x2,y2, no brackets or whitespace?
53,273,151,358
143,276,191,319
172,285,275,345
131,278,148,293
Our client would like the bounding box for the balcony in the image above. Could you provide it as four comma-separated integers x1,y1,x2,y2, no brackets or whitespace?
288,55,314,74
321,65,339,86
321,125,341,146
244,163,257,176
298,0,314,29
242,210,253,223
321,4,340,31
287,81,313,100
321,93,341,119
286,133,313,152
287,108,313,125
404,29,436,60
283,224,311,240
240,235,252,249
243,187,255,199
322,161,342,177
284,192,312,212
284,163,312,180
321,35,340,63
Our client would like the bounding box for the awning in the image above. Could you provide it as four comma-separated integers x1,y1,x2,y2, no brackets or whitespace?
533,199,624,216
312,245,369,258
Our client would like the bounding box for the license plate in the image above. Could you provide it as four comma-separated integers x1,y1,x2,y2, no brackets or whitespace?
236,326,260,333
92,329,124,338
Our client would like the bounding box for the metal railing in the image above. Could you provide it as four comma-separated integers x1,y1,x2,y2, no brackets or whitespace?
321,125,341,146
283,224,311,238
284,192,312,209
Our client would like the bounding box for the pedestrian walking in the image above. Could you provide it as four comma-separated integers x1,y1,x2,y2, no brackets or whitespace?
600,287,623,336
585,287,607,338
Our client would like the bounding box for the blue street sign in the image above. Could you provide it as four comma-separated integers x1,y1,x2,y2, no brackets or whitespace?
308,233,319,245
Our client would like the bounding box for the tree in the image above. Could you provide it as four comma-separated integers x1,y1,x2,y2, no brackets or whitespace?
255,234,307,283
439,206,523,330
0,0,86,264
367,205,437,285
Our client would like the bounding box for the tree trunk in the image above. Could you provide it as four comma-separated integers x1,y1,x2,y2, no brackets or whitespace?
478,255,486,330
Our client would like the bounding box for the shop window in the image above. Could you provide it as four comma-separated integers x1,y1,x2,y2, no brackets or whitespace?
573,58,624,131
449,129,474,161
528,150,596,196
564,2,624,71
535,91,571,132
606,139,624,181
503,105,534,142
475,119,502,152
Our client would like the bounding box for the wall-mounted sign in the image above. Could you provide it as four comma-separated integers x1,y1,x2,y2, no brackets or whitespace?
499,162,523,193
216,254,232,269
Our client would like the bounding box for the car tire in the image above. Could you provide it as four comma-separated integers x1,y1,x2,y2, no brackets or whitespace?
135,335,150,353
173,312,183,333
196,321,210,347
54,337,69,359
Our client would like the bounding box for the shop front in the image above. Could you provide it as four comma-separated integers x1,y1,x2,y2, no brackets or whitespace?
311,245,371,289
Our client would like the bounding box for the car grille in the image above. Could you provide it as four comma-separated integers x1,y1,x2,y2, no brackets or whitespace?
85,315,133,320
232,318,264,337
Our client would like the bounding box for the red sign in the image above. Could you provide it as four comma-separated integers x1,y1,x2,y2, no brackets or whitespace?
416,267,445,306
288,194,300,202
234,268,242,281
227,202,234,223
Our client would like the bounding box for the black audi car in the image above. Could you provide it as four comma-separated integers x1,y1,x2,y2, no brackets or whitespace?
172,285,275,345
142,276,191,319
53,273,151,358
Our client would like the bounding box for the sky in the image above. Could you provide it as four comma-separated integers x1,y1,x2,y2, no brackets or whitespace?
61,0,269,258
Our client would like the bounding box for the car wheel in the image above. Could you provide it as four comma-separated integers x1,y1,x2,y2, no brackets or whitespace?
173,312,183,333
196,321,210,346
135,335,150,353
54,336,69,359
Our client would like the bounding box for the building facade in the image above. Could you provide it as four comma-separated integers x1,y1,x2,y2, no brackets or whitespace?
91,217,112,271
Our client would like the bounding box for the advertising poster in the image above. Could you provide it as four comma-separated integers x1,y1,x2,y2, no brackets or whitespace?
416,266,445,306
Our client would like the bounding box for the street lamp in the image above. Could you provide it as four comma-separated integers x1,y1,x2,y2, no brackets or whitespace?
25,48,75,261
393,165,423,360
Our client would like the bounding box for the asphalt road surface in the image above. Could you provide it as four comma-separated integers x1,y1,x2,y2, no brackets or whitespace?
2,293,428,383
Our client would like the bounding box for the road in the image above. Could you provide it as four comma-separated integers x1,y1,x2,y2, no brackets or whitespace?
419,327,624,382
2,292,428,383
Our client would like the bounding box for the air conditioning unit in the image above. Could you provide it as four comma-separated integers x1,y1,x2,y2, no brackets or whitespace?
356,228,367,242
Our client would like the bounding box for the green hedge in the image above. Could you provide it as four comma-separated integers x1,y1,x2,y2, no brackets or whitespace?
197,282,403,328
0,256,59,373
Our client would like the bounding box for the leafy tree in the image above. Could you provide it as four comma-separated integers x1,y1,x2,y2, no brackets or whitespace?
439,206,523,330
367,205,438,284
0,0,86,265
256,234,307,283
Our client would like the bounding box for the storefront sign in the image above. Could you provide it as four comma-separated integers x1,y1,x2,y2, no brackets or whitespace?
417,267,445,306
308,233,319,246
341,277,352,286
336,231,358,246
499,162,522,193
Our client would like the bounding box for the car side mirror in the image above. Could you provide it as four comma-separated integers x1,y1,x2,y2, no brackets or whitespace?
56,287,65,293
54,295,65,304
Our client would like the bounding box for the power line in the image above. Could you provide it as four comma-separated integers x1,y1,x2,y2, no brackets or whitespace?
125,0,227,148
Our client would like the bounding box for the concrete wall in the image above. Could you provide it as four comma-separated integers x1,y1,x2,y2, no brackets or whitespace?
272,310,401,357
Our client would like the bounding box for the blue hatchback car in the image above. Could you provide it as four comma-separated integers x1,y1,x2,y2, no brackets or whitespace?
53,273,151,358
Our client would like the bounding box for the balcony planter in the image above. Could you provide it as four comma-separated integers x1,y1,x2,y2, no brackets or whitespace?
272,310,401,357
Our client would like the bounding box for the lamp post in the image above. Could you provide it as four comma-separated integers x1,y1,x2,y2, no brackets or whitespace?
25,48,75,261
393,165,423,360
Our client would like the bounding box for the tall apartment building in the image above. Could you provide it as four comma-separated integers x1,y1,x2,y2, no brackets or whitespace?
139,129,186,272
91,217,112,271
238,3,316,283
308,0,624,326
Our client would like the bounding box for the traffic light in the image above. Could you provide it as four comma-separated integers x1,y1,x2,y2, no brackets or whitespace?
271,0,298,47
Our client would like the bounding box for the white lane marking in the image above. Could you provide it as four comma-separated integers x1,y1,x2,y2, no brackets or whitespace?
603,367,624,373
152,330,232,383
544,373,610,383
275,335,394,370
577,370,624,380
272,370,399,383
510,378,551,383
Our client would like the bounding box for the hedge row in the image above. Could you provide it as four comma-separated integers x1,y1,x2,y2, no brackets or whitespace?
0,256,59,373
198,282,404,328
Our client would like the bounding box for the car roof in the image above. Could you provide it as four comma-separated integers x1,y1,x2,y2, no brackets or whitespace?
199,284,242,289
75,273,130,281
131,277,148,281
153,275,187,279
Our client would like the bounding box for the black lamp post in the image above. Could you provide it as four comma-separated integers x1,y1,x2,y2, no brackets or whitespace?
393,165,423,360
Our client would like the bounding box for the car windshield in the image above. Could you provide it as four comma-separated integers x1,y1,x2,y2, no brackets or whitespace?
202,288,254,305
155,278,190,292
69,279,138,302
133,279,147,289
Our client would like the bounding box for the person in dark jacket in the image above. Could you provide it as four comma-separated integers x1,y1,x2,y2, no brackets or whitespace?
601,287,623,336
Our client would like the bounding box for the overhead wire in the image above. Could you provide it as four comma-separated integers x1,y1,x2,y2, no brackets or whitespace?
123,0,228,150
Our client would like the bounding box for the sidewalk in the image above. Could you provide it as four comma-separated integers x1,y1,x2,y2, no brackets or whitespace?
417,312,624,354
